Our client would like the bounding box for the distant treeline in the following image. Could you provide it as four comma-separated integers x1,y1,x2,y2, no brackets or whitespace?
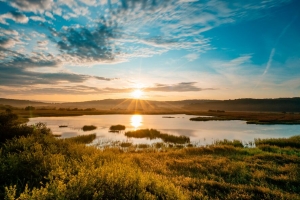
184,98,300,112
1,97,300,112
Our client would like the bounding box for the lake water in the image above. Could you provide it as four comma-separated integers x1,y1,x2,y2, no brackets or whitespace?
28,114,300,146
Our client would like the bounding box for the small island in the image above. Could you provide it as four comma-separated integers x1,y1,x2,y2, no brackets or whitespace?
109,124,126,132
82,125,97,131
125,129,190,144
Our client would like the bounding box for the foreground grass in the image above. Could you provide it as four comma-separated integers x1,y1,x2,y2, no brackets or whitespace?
1,112,300,199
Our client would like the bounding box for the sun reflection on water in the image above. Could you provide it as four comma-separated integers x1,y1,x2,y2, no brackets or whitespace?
131,115,142,129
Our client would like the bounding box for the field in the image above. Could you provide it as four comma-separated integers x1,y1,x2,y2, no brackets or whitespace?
1,111,300,199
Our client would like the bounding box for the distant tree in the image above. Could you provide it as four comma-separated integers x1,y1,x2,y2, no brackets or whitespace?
25,106,35,111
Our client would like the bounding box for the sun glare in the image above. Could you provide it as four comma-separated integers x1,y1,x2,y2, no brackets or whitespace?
131,115,142,129
131,89,143,99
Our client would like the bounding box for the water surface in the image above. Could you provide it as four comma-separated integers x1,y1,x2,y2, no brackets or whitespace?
28,114,300,146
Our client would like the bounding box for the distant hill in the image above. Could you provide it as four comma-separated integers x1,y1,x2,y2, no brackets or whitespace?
1,98,300,112
0,98,49,108
183,98,300,112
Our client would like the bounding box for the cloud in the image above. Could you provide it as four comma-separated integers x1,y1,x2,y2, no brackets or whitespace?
0,84,123,95
0,61,115,87
45,11,55,19
0,38,16,48
185,53,199,61
52,20,119,64
0,11,28,25
6,0,53,13
146,82,216,92
0,29,19,36
30,16,46,22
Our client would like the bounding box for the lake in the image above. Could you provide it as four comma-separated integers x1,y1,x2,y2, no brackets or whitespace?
28,114,300,146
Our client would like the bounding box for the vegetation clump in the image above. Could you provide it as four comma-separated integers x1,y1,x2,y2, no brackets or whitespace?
109,124,126,132
120,142,132,147
125,129,190,144
65,134,96,144
214,139,244,148
82,125,97,131
255,135,300,148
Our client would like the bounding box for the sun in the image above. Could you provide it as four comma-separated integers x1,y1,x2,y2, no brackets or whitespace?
131,89,143,99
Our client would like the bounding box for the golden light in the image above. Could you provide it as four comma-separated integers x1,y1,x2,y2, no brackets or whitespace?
131,89,143,99
131,114,142,129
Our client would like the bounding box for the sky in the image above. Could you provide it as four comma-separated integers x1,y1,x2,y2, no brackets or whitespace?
0,0,300,102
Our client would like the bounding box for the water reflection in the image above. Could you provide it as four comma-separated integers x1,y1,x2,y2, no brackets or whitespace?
131,115,142,129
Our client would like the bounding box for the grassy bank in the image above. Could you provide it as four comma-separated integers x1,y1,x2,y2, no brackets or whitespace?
1,112,300,199
189,111,300,125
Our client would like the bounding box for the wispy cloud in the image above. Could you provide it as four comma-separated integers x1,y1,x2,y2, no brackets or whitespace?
146,82,216,92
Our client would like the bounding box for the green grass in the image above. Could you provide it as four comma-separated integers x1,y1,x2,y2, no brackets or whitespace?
1,112,300,199
214,139,244,148
125,129,190,144
82,125,97,131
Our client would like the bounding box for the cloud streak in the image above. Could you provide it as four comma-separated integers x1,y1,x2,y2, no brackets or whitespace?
146,82,217,92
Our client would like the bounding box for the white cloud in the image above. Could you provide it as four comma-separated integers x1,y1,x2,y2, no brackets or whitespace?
45,11,55,19
185,53,199,61
0,38,16,48
7,0,53,13
30,16,46,22
0,11,28,25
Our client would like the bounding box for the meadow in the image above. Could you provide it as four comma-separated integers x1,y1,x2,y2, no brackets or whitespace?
1,111,300,199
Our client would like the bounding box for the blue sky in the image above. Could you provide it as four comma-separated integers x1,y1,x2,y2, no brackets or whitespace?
0,0,299,102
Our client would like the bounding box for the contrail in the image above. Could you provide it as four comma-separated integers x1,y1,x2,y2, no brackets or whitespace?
263,15,296,76
254,15,298,89
263,48,275,75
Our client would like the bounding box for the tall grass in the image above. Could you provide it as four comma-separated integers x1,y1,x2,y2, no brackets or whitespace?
65,133,96,144
255,135,300,148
